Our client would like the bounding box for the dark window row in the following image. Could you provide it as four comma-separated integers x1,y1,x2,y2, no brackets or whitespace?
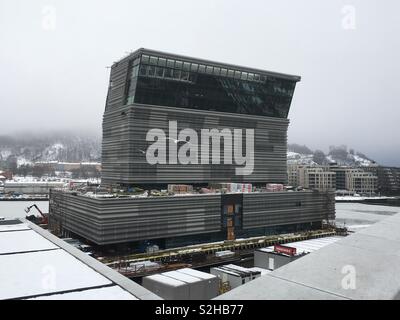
133,71,294,118
123,55,297,118
140,54,273,83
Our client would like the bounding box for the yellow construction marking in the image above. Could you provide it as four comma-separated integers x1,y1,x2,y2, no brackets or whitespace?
104,229,340,268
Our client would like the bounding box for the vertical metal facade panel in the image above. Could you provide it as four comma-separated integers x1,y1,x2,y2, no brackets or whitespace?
242,191,336,229
49,190,221,245
50,190,335,246
102,104,289,185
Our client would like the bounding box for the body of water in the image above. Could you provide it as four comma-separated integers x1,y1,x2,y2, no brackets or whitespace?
0,201,49,219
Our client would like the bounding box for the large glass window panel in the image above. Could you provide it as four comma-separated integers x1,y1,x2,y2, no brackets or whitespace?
183,62,191,71
167,59,175,68
198,65,206,73
181,71,189,81
158,58,167,66
173,69,181,79
191,63,198,72
175,60,183,69
134,66,296,118
156,67,164,77
149,56,158,65
228,70,235,77
148,65,156,76
214,67,221,75
164,68,173,78
206,66,213,74
139,65,147,76
234,71,241,79
141,55,150,64
220,68,227,76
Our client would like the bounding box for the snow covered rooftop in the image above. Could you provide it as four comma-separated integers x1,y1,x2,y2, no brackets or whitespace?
162,270,202,284
258,236,343,255
0,219,160,300
177,268,217,280
146,274,187,287
217,212,400,300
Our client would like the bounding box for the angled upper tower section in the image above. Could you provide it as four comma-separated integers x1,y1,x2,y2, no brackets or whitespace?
102,49,301,186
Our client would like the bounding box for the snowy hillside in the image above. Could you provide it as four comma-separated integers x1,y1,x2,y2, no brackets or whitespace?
288,144,376,167
0,132,101,168
287,151,317,165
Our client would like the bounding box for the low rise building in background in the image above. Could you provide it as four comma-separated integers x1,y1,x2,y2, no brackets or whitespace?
363,166,400,196
289,164,379,196
288,164,336,191
345,168,377,196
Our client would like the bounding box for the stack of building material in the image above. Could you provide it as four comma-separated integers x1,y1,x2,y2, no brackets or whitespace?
129,260,160,272
167,184,194,194
215,250,235,258
210,264,262,289
211,183,252,193
266,183,284,192
142,268,219,300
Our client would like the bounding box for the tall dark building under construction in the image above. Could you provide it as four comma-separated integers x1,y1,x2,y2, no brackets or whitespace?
49,49,335,248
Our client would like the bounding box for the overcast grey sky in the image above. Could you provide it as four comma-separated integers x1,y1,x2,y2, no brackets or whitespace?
0,0,399,165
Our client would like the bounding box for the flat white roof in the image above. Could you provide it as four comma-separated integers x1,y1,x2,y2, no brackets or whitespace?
0,219,159,300
177,268,217,280
247,267,271,276
0,223,30,232
162,271,201,284
28,285,137,300
217,212,400,300
212,267,242,277
258,236,343,255
0,249,112,299
0,229,58,255
146,274,186,287
224,264,258,273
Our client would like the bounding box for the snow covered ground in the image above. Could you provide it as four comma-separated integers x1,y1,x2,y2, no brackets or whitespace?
335,202,400,232
335,196,395,201
287,152,316,165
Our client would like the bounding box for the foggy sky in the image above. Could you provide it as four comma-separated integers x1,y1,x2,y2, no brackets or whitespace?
1,0,399,166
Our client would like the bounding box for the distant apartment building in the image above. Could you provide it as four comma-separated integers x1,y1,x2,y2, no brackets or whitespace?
287,165,336,191
329,165,347,191
329,164,378,195
287,164,300,187
363,166,400,196
345,168,377,195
